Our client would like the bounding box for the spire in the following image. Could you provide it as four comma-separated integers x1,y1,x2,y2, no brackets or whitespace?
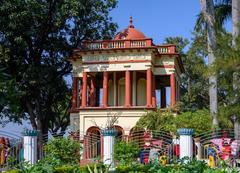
129,16,134,28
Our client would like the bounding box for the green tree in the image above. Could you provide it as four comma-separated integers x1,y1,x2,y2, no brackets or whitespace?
0,0,117,140
164,36,209,111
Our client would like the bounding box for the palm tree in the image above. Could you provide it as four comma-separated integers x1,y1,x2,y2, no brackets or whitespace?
199,0,218,127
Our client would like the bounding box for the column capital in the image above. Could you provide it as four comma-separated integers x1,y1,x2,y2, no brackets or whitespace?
177,128,194,136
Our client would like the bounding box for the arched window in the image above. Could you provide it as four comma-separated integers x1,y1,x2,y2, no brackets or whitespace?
118,78,125,106
137,78,146,106
86,127,101,159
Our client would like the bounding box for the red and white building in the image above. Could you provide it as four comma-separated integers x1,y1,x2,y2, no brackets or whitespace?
68,18,184,159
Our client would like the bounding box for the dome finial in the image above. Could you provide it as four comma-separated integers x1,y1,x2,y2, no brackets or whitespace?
129,16,134,28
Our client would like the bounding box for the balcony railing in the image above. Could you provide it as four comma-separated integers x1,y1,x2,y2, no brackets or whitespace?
81,39,176,54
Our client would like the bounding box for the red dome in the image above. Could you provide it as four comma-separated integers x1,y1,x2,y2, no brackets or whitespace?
114,17,146,40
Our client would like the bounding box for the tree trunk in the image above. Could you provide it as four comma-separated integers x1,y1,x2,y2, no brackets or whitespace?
200,0,218,127
232,0,240,140
232,0,240,47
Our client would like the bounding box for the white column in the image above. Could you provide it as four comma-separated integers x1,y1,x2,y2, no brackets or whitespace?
23,130,38,164
132,71,137,106
101,129,116,169
177,128,194,160
113,72,117,106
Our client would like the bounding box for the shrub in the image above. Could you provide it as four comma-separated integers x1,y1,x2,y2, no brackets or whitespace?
114,140,140,165
44,137,81,165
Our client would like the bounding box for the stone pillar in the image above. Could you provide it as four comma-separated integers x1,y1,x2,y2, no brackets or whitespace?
23,130,38,164
170,73,176,107
90,76,95,107
125,70,131,107
177,128,194,160
102,71,108,107
113,72,117,106
101,129,116,169
71,77,78,110
132,71,137,106
81,72,87,107
152,75,156,107
146,68,152,107
161,87,166,108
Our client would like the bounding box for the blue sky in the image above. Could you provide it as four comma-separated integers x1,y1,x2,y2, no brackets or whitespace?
110,0,201,44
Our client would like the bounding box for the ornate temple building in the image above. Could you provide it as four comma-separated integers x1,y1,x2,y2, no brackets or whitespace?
68,17,184,159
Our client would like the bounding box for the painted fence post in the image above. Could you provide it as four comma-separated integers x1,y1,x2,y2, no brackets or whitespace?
101,129,116,169
23,130,38,164
177,128,194,160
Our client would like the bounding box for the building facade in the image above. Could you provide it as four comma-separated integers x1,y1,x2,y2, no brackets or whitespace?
68,18,184,159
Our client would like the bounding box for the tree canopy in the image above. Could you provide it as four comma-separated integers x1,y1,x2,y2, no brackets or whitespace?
0,0,118,137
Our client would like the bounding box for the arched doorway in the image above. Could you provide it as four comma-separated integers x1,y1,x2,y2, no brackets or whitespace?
137,78,146,106
86,126,101,159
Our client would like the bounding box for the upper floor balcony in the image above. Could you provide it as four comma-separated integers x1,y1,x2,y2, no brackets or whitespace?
78,39,176,55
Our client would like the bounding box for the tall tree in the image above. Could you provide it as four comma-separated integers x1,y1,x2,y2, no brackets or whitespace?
200,0,218,127
0,0,117,141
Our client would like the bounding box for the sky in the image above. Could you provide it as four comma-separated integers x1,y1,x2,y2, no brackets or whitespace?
2,0,204,136
110,0,201,44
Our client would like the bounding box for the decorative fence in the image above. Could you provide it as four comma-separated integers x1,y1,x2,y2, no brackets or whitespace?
1,128,240,171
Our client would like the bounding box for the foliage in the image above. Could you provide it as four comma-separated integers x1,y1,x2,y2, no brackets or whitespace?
44,137,81,165
86,164,108,173
115,158,238,173
135,109,176,132
114,140,140,165
135,109,232,135
174,110,212,135
0,0,118,137
164,36,209,112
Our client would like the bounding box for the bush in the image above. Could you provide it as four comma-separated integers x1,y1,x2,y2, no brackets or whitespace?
114,140,140,165
44,137,81,165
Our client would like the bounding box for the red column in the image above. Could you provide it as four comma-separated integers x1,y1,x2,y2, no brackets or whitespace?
100,136,104,159
152,75,156,107
71,77,78,110
90,76,95,107
125,70,131,107
81,72,87,107
146,68,152,107
170,73,176,107
102,71,108,107
161,87,166,108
